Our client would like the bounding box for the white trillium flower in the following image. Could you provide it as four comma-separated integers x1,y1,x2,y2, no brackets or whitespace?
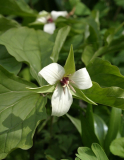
38,63,92,117
37,10,68,34
51,11,68,21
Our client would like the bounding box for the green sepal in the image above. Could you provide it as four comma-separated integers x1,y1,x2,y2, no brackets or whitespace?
26,85,55,93
71,86,97,105
64,45,75,76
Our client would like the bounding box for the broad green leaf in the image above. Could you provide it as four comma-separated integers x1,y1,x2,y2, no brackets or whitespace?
66,114,82,135
50,26,70,62
103,23,124,45
46,155,56,160
91,10,100,29
83,82,124,110
82,15,102,65
94,1,109,18
84,17,101,50
112,50,124,66
92,143,109,160
0,0,36,16
94,114,108,147
82,36,124,64
104,108,121,155
76,143,108,160
71,86,97,105
0,66,47,159
64,45,75,76
0,45,22,74
0,15,20,35
113,0,124,8
75,2,91,16
75,158,80,160
4,148,29,160
0,27,54,86
27,85,55,93
19,67,33,82
76,147,97,160
94,105,110,125
63,34,83,51
80,104,99,147
91,36,124,61
110,137,124,157
82,45,95,66
68,0,80,7
87,58,124,88
24,0,39,5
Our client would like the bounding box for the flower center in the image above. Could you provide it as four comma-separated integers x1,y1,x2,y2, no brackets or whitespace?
60,77,69,87
47,18,53,23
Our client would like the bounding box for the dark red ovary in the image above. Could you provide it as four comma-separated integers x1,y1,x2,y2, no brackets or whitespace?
60,77,69,87
47,18,53,23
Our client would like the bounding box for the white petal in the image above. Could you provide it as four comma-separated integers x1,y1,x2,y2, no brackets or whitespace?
39,11,48,16
51,11,68,21
52,84,73,117
43,23,56,34
36,17,47,23
38,63,65,85
70,68,92,90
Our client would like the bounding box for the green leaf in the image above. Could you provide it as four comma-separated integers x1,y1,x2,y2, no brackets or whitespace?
0,15,20,35
92,143,109,160
84,17,101,50
0,27,54,86
71,86,97,105
76,147,97,160
19,67,33,82
50,26,70,62
76,143,108,160
0,45,22,74
94,114,108,147
0,0,36,16
66,114,82,135
0,66,47,159
103,23,124,45
46,155,56,160
104,108,121,155
4,148,29,160
91,10,100,29
113,0,124,8
63,34,83,51
27,85,55,93
82,36,124,64
64,45,75,76
87,58,124,88
75,2,91,16
75,158,80,160
80,104,99,147
94,1,109,18
110,137,124,158
83,82,124,110
82,45,95,66
91,36,124,61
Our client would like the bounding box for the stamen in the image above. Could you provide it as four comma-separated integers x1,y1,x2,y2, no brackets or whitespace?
41,93,45,97
69,79,75,84
67,85,70,90
69,84,76,93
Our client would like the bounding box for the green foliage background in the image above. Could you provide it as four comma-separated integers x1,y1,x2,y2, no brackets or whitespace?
0,0,124,160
